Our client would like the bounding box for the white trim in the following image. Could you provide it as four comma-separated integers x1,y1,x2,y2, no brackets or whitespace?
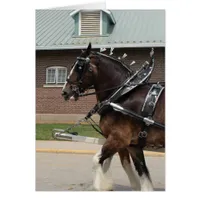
43,84,65,88
80,9,101,13
70,9,104,16
102,9,110,15
46,66,66,69
79,12,81,36
37,42,165,50
102,10,116,24
70,9,80,17
100,10,102,35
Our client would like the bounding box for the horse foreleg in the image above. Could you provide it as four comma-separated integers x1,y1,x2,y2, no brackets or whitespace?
118,148,141,191
127,145,154,191
92,146,114,191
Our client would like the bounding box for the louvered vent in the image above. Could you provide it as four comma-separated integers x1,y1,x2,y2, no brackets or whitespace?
81,12,100,35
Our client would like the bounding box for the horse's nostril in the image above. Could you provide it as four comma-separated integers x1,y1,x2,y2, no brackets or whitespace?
62,91,66,96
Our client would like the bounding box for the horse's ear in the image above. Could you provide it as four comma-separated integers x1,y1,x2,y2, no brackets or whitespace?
86,42,92,55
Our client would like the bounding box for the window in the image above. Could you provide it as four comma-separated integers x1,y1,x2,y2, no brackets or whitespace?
80,11,101,36
70,9,115,36
46,66,67,84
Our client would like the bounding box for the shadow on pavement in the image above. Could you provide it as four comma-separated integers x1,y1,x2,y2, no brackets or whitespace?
59,182,165,191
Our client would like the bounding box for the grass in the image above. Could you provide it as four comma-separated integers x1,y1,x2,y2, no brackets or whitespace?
36,124,103,140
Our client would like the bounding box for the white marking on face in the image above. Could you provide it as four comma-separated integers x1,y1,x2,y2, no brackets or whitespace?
62,81,68,91
67,61,77,79
62,61,77,92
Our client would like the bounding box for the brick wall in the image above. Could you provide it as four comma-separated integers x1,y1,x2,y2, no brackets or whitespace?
36,48,165,114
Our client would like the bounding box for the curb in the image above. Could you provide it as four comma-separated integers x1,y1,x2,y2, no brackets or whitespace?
36,148,165,157
36,149,97,155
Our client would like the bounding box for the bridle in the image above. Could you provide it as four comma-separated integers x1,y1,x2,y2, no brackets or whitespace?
67,56,95,98
67,52,133,99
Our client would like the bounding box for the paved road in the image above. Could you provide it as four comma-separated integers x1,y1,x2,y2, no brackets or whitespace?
36,152,165,191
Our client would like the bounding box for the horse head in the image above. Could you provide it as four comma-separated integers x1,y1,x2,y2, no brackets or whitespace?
62,42,131,102
62,43,99,101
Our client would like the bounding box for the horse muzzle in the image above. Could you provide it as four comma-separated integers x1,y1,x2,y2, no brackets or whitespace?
61,91,70,101
61,91,79,101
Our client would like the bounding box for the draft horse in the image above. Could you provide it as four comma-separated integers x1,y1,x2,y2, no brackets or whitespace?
62,43,165,191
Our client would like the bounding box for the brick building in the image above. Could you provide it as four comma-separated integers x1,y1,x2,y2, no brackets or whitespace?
36,8,165,122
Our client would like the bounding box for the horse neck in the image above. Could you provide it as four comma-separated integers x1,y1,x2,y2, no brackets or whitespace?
93,56,129,102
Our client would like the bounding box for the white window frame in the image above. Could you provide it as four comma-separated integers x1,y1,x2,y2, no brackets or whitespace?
100,10,102,35
46,66,67,85
46,67,56,84
79,12,81,36
79,10,102,36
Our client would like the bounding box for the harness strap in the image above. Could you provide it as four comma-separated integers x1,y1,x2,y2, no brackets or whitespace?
138,125,148,148
109,102,165,129
64,48,164,139
79,82,125,97
86,118,103,136
79,81,165,97
139,83,164,147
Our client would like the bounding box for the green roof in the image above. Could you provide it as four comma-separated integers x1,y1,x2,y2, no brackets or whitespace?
36,9,165,50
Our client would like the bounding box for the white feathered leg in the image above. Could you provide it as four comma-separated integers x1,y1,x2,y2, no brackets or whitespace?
127,146,154,191
92,149,113,191
118,149,141,191
122,159,141,191
140,174,154,191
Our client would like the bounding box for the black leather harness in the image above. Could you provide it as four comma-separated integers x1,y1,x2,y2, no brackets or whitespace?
141,83,164,118
138,83,164,147
83,52,165,142
63,49,165,141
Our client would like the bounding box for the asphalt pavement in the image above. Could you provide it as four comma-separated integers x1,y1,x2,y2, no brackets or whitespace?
35,141,165,191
